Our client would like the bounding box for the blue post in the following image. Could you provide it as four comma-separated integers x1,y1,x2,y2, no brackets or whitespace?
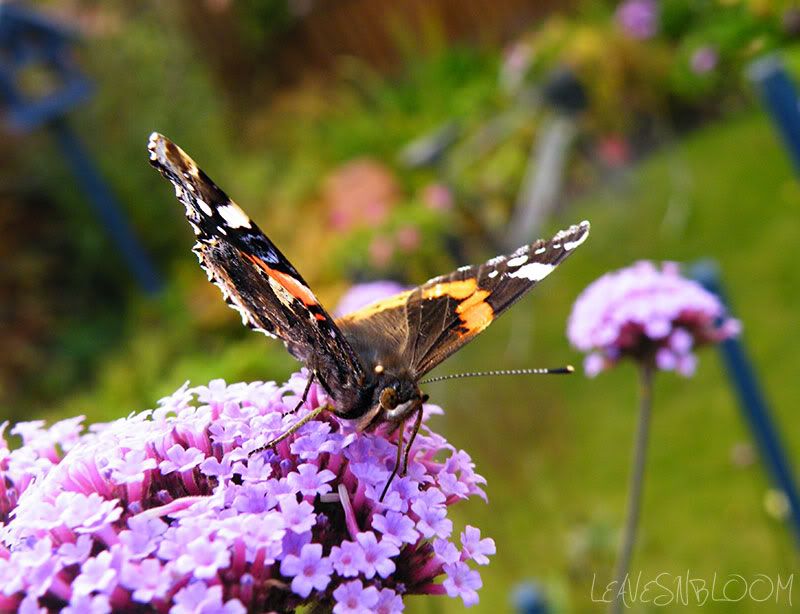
691,261,800,546
49,118,162,294
512,582,549,614
748,55,800,174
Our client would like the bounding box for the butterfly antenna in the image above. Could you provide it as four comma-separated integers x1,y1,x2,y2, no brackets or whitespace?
419,366,574,384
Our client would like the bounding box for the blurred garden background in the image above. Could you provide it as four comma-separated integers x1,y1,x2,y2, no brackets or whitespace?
2,0,800,611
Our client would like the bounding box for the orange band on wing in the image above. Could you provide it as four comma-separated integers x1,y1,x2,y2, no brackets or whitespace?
455,289,494,335
244,253,319,307
421,279,477,300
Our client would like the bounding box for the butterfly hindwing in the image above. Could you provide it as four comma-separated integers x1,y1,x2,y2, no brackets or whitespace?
148,133,366,399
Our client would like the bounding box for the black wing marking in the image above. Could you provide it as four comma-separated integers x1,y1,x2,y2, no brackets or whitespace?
148,133,366,399
335,222,590,378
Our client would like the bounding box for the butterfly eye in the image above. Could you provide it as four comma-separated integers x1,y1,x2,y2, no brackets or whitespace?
379,387,398,410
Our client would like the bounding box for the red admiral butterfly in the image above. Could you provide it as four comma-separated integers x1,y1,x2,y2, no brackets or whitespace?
148,133,590,495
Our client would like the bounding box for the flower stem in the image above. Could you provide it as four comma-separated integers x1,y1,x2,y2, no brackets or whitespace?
610,364,654,614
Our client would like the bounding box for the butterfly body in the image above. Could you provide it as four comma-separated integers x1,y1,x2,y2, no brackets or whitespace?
148,133,589,456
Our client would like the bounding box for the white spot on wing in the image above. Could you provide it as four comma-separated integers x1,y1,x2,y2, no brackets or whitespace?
487,270,499,279
564,230,589,251
218,203,252,229
508,262,554,281
534,246,546,255
507,255,528,267
197,198,213,216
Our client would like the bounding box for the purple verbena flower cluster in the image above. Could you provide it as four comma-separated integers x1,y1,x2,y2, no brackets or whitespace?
567,261,740,377
0,372,493,612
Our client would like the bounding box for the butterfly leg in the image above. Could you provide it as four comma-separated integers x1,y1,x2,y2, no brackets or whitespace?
286,372,315,415
379,424,406,503
401,404,424,476
249,373,324,456
249,406,326,457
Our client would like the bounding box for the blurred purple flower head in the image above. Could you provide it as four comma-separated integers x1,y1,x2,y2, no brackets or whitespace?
567,261,740,376
615,0,659,40
690,45,719,75
0,372,492,611
335,281,408,317
421,183,454,212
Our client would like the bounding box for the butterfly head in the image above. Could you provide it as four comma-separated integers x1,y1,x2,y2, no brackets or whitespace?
377,377,428,422
350,365,427,430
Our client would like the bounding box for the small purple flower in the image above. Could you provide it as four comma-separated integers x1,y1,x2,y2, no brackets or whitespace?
375,588,405,614
72,552,116,597
175,537,231,580
171,583,245,614
279,494,316,533
356,531,400,579
334,281,408,317
199,454,235,480
57,535,93,565
433,538,461,565
119,516,167,559
568,261,739,376
330,540,367,577
63,594,111,614
690,45,718,75
333,580,381,614
411,496,453,540
109,449,157,484
18,594,45,614
119,558,171,602
616,0,658,40
279,543,332,598
372,511,419,546
461,526,496,565
443,561,482,607
158,444,205,474
287,463,336,497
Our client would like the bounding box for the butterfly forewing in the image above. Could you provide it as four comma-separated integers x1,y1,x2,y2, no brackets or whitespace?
148,133,366,400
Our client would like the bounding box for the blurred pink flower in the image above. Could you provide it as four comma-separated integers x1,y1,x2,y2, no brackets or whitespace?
368,236,395,269
500,42,534,92
422,183,453,212
690,45,718,75
325,160,399,232
396,225,421,252
597,136,631,168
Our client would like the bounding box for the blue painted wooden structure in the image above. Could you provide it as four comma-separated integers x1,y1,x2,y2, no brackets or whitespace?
691,261,800,546
0,3,161,293
748,55,800,175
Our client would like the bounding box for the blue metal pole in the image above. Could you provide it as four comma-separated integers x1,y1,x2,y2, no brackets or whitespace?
49,118,162,294
691,261,800,546
748,55,800,174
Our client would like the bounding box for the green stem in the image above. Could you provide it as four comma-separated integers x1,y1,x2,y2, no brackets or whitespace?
610,364,654,614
